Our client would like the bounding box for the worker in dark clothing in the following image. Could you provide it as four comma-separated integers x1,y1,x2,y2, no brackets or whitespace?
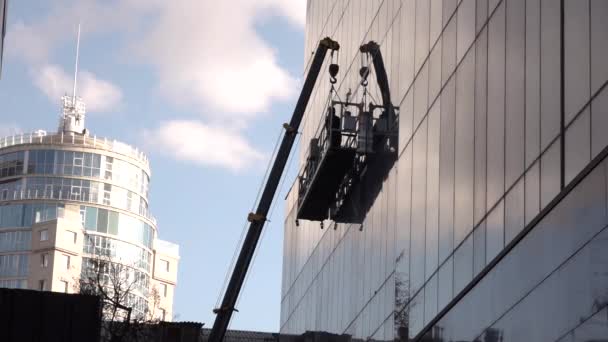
325,106,342,148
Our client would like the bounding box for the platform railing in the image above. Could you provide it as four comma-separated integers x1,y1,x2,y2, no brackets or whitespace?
296,103,382,209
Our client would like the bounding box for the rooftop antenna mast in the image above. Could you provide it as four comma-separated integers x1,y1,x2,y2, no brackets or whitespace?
72,23,81,102
59,22,87,135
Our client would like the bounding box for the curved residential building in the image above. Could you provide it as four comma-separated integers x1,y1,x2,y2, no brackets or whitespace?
0,95,178,321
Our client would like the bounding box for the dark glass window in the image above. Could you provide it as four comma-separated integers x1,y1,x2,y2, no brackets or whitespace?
591,88,608,158
486,200,504,263
429,39,442,104
540,139,561,208
439,78,456,263
476,0,489,34
437,256,453,310
27,150,54,174
0,151,25,178
399,91,414,153
413,62,429,128
386,168,397,276
454,49,475,244
540,0,561,150
411,118,428,293
473,220,487,275
408,291,424,338
564,0,590,123
487,2,505,210
396,145,412,262
426,102,440,279
475,29,488,224
453,234,473,295
424,273,438,325
489,0,501,14
591,0,608,94
430,0,442,46
456,0,475,63
558,307,608,341
525,160,540,225
390,13,401,101
443,0,457,28
415,0,430,72
505,0,525,189
525,0,541,167
442,16,457,86
505,177,524,244
565,109,591,184
399,0,416,98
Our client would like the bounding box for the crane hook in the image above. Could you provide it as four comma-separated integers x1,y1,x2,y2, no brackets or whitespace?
359,66,369,87
329,63,339,84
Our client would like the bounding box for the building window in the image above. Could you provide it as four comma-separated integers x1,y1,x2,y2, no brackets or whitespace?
62,255,70,270
104,156,113,180
159,308,166,321
61,280,69,293
103,183,112,205
40,229,48,241
126,191,133,211
39,279,46,291
65,230,77,244
41,253,49,268
161,283,168,297
160,259,169,272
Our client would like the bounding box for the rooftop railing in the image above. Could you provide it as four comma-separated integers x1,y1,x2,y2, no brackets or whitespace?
0,132,150,168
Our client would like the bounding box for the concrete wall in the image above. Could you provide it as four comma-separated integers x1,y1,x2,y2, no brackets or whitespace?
28,205,84,293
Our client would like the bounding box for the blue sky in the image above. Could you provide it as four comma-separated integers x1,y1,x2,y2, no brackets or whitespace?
1,0,305,332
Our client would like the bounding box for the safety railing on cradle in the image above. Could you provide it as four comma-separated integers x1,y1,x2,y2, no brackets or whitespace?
0,133,150,168
297,101,377,208
0,189,157,225
295,99,400,211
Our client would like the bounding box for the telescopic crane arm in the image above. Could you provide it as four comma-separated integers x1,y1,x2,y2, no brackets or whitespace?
208,37,340,342
359,41,396,129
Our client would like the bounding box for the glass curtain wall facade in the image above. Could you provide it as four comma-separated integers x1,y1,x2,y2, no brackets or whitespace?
281,0,608,340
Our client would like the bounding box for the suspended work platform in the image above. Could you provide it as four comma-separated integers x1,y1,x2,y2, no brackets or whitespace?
296,105,360,221
296,100,398,224
296,41,399,225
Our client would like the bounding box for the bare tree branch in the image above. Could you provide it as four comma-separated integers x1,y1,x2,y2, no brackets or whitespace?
75,251,161,342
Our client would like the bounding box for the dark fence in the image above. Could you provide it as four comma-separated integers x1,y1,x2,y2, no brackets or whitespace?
0,288,101,342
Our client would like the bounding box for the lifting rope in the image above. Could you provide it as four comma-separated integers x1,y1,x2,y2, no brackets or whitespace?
214,125,284,310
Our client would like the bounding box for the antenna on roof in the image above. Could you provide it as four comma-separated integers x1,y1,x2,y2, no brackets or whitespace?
72,23,81,102
58,23,87,135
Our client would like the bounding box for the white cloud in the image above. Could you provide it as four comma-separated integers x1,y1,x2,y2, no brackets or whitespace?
5,0,153,64
32,64,123,113
78,71,123,112
144,120,265,172
5,0,305,170
256,0,307,27
6,0,304,117
133,0,303,116
6,21,55,64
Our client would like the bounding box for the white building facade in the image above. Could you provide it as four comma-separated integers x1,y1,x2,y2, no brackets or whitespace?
0,96,179,321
